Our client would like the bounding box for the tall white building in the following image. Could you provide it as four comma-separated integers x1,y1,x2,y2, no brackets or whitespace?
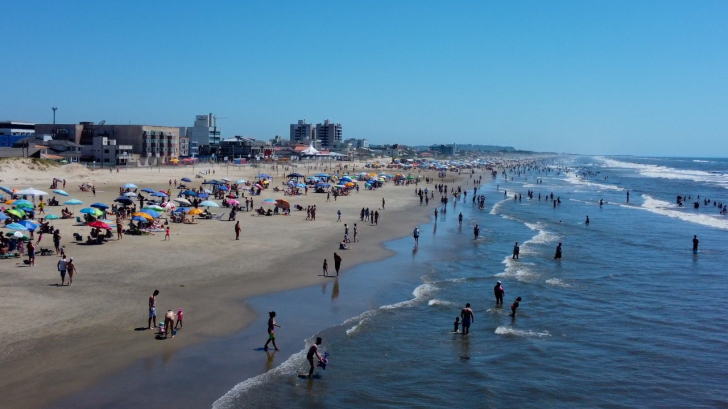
290,119,315,143
186,114,221,147
316,119,342,148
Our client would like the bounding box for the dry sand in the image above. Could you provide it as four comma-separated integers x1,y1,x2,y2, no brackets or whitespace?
0,159,456,409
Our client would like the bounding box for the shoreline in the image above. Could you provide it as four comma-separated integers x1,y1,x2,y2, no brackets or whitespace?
0,161,462,409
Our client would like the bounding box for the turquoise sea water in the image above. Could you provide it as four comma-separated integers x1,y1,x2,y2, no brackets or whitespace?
50,156,728,409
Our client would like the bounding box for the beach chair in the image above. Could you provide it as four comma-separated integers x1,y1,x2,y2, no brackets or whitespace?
214,213,225,221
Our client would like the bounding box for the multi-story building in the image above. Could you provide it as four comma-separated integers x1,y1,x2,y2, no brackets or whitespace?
35,122,180,166
179,137,190,157
0,121,36,147
344,138,369,149
186,114,221,147
219,136,269,159
89,136,136,166
315,119,342,148
290,120,315,143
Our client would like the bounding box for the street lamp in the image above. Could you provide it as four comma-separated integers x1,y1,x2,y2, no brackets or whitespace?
52,107,57,124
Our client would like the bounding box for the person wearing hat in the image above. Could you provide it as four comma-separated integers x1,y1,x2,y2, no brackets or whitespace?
494,281,504,306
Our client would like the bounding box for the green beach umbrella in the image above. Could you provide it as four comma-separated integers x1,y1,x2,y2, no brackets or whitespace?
45,214,60,220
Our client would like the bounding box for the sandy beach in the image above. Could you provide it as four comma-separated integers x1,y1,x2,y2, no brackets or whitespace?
0,159,459,409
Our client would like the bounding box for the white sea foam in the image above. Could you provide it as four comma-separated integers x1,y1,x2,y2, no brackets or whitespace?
620,194,728,231
598,157,728,189
498,257,538,282
428,299,455,307
213,342,311,409
563,172,624,191
545,278,572,288
490,198,509,215
495,326,551,337
693,160,711,163
379,283,436,310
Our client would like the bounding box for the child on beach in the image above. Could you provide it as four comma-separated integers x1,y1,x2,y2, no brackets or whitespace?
453,317,460,333
164,227,170,241
175,308,184,329
264,311,281,351
323,259,328,276
510,297,522,317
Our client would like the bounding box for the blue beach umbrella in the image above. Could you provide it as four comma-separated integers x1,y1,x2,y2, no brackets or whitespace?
0,187,12,194
132,216,147,222
19,220,39,231
115,196,133,204
198,200,219,207
80,208,102,215
314,173,330,178
197,193,209,199
122,183,138,189
13,199,33,207
64,199,83,205
0,213,9,220
181,190,198,197
151,191,168,197
45,214,60,220
6,223,29,231
218,186,229,191
141,188,155,193
258,174,271,179
235,179,247,184
181,177,191,183
91,203,109,209
140,209,160,218
53,189,69,196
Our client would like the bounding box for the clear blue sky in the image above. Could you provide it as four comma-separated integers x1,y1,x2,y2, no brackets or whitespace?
3,1,727,156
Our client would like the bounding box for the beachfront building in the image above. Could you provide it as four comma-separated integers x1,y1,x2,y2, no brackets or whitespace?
179,137,190,157
186,114,221,147
89,136,137,166
290,120,315,143
315,119,342,148
35,122,180,166
0,121,36,147
219,136,268,160
344,138,369,149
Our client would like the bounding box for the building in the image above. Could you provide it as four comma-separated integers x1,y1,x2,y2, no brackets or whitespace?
344,138,369,149
315,119,342,148
290,120,315,143
186,114,221,148
429,143,458,156
35,122,180,165
219,136,269,160
89,136,136,166
0,121,36,147
179,137,190,157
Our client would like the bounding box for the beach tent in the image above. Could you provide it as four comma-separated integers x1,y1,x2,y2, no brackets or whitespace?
301,143,319,155
16,188,48,197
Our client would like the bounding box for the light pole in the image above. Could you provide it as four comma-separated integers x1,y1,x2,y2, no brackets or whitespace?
52,107,57,124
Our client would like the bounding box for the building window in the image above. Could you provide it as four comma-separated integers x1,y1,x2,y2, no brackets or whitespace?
104,149,109,154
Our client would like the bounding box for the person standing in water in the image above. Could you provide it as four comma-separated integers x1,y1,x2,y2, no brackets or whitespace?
460,303,474,335
307,337,324,377
693,235,699,252
458,212,463,225
585,215,590,225
494,281,504,306
510,296,522,317
264,311,281,350
473,224,480,240
512,242,519,259
413,226,420,246
554,243,562,259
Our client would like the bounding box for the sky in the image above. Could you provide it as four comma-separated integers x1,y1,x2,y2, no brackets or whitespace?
2,0,727,156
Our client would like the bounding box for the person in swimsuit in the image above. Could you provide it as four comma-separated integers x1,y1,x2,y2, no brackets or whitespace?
512,242,519,259
66,257,77,286
148,290,159,329
307,337,324,377
453,317,460,333
413,227,420,246
458,212,463,225
693,235,699,252
494,281,504,305
554,243,562,259
164,310,176,338
264,311,281,350
460,303,474,335
510,297,522,317
57,256,68,285
473,224,480,240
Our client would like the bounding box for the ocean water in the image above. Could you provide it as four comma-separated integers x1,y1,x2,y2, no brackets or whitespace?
213,156,728,409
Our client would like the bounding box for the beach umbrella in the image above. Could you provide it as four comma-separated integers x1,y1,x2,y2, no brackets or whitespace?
87,221,112,230
6,209,24,218
91,203,109,209
45,214,60,220
114,197,133,205
144,205,164,211
181,190,198,197
19,220,39,231
13,199,33,207
175,198,191,206
0,187,12,194
181,177,191,183
161,202,176,210
6,223,29,231
53,189,69,196
80,207,103,216
172,207,191,213
262,198,277,205
122,183,138,189
0,213,8,220
140,209,160,218
197,193,209,199
341,176,353,182
287,173,304,178
132,216,147,222
221,177,231,182
315,173,330,178
316,182,331,188
275,199,290,209
253,183,264,190
236,179,247,184
258,174,272,179
151,191,168,197
13,231,28,239
141,188,155,194
65,199,83,205
296,183,306,188
198,200,219,207
202,180,221,185
187,208,203,216
227,199,240,206
16,188,48,197
132,212,153,220
123,192,138,197
218,186,229,191
346,182,355,187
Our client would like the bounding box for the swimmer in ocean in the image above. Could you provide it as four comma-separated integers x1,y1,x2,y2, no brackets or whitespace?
585,215,590,225
693,235,699,252
510,296,522,317
307,337,324,377
554,243,562,259
494,281,504,306
460,303,474,335
512,242,519,259
473,224,480,240
458,212,463,225
453,317,460,333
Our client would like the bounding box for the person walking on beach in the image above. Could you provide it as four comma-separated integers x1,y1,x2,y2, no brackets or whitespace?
27,241,35,267
693,235,699,252
382,198,385,210
323,259,328,276
337,210,341,222
57,256,68,285
307,337,324,377
264,311,281,350
116,223,123,240
413,226,420,246
494,281,504,306
164,226,170,241
512,242,520,259
67,257,77,285
148,290,159,329
460,303,474,335
53,230,61,254
334,252,342,276
353,223,359,242
235,221,241,240
510,297,522,317
554,243,562,260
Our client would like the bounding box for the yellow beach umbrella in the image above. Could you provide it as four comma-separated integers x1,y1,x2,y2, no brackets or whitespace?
187,208,203,216
132,212,153,220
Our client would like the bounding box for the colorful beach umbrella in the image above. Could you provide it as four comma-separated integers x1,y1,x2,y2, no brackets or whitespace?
187,208,203,216
6,209,24,218
45,214,60,220
65,199,83,205
53,189,69,196
198,200,219,207
80,208,103,216
132,216,147,222
144,205,164,212
87,221,112,230
5,223,29,231
140,209,160,218
132,212,153,220
13,199,33,207
91,203,109,209
122,183,138,189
